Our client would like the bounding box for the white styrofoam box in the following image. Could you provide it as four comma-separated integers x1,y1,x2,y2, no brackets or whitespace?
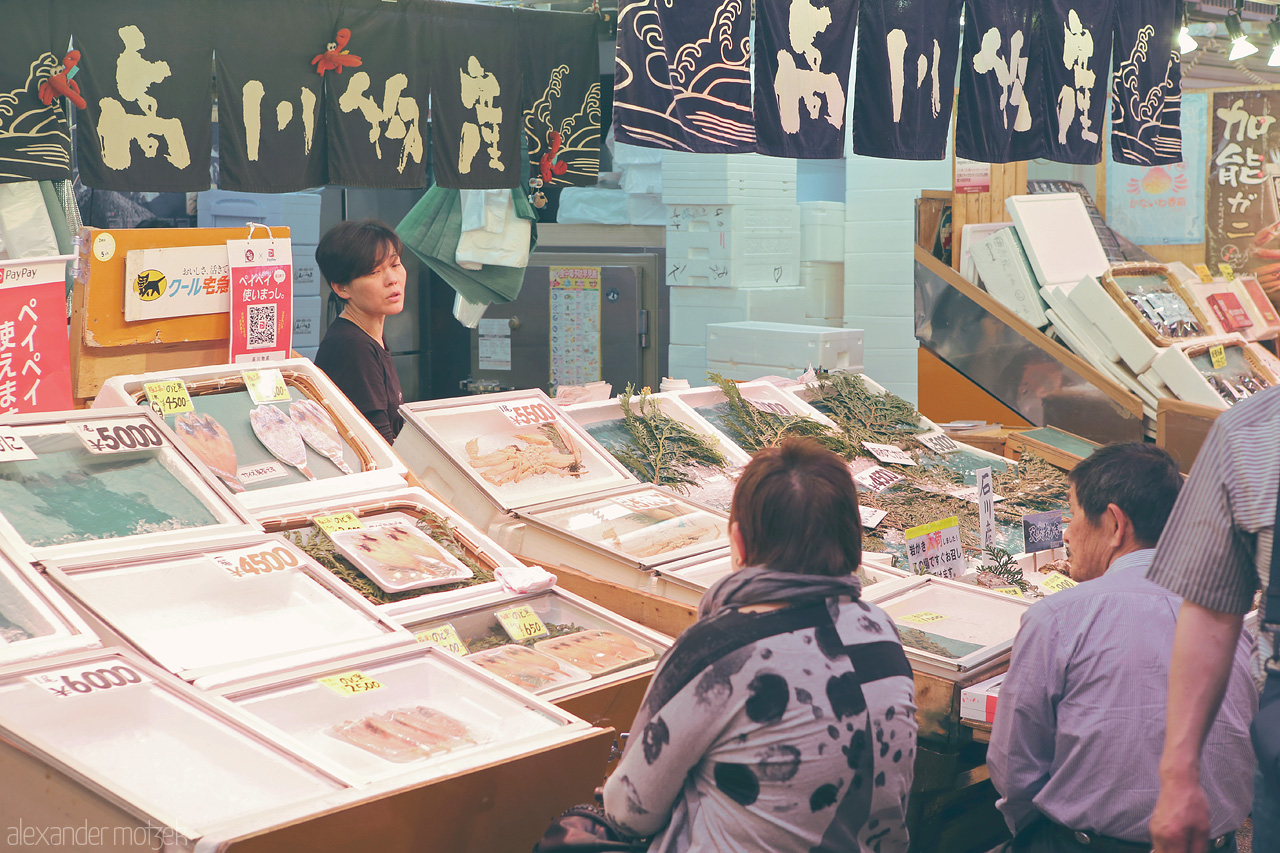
843,283,913,316
1137,367,1170,400
620,163,662,195
667,229,802,263
557,187,629,225
844,220,915,256
291,243,323,297
968,227,1050,328
801,224,844,262
293,345,318,361
613,141,664,166
1094,350,1160,411
662,152,798,180
627,193,667,226
844,189,917,223
1149,334,1259,410
1067,274,1198,374
196,189,323,245
851,316,917,351
845,154,948,192
1041,284,1122,363
667,257,799,288
669,286,808,345
799,201,845,226
1007,194,1108,288
668,204,800,233
292,295,323,348
856,346,920,387
668,343,708,381
662,186,798,206
958,222,1014,285
844,250,914,285
802,261,844,318
706,321,863,374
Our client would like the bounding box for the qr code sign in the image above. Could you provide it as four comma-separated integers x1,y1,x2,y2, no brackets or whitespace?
247,304,277,350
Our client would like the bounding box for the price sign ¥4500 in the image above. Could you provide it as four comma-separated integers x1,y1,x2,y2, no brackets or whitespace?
212,544,303,578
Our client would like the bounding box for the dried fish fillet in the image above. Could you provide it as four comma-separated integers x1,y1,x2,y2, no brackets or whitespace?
250,404,315,480
290,399,353,474
536,630,655,675
329,717,423,762
174,411,244,492
465,644,590,692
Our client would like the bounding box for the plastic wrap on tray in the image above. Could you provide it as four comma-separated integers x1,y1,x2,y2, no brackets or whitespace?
329,706,479,762
330,523,474,592
464,644,591,692
534,629,656,675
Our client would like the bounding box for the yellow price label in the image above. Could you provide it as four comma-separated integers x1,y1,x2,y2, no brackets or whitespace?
899,611,947,624
143,379,194,416
1210,344,1227,370
317,671,384,697
414,623,469,657
1194,263,1214,283
242,368,290,404
993,586,1023,597
1219,263,1237,282
495,605,550,641
1042,572,1078,592
313,512,365,536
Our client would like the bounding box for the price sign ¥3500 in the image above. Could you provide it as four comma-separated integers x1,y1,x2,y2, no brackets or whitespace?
495,605,550,641
212,544,303,578
143,379,194,416
74,419,166,455
496,401,558,427
26,662,151,699
415,623,469,657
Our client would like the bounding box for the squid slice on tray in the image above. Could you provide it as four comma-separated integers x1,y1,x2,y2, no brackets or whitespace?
174,411,244,492
249,404,315,480
289,399,354,474
329,706,477,763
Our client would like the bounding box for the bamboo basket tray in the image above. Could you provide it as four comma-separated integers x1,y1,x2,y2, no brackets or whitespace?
1100,263,1212,346
1182,339,1278,403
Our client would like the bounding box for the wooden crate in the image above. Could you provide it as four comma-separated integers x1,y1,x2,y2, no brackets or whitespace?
950,161,1028,272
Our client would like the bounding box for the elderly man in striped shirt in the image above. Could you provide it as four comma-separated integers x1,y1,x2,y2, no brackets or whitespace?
989,443,1255,853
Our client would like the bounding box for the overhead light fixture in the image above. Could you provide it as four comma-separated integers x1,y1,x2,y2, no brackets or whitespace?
1227,6,1259,61
1178,4,1198,54
1270,19,1280,66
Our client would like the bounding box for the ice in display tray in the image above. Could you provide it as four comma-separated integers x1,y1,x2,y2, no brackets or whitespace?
397,586,671,703
464,645,591,693
92,358,408,517
330,521,474,593
212,644,580,787
260,487,513,616
0,649,343,841
564,394,751,515
0,407,259,566
43,534,413,689
0,543,99,666
860,576,1031,676
394,389,638,533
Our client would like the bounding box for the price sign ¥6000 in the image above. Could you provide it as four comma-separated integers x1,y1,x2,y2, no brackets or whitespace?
26,663,151,699
415,623,469,657
496,401,558,427
495,605,550,641
74,419,166,455
143,379,194,416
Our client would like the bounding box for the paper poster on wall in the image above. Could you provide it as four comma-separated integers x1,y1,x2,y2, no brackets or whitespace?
227,237,293,363
548,267,600,392
477,317,511,371
1207,90,1280,275
1105,93,1206,246
0,258,74,414
955,158,991,194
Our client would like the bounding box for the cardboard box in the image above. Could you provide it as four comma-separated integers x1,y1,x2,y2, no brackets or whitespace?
960,672,1005,723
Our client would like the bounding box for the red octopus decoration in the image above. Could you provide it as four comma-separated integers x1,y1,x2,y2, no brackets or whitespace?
38,50,87,110
539,131,569,185
311,28,363,76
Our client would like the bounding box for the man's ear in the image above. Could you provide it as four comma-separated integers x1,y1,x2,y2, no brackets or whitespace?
730,521,745,568
1104,502,1132,546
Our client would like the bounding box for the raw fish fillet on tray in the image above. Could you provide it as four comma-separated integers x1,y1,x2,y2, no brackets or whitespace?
465,644,590,692
290,399,354,473
329,706,478,763
174,412,244,492
535,630,655,675
250,404,315,480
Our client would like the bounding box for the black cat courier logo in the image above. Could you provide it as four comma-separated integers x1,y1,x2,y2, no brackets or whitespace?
134,269,167,301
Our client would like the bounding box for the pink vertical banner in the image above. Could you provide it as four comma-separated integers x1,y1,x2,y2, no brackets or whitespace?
226,235,293,364
0,257,74,414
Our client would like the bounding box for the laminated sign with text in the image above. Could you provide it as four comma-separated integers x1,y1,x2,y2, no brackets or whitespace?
227,238,293,363
0,257,74,414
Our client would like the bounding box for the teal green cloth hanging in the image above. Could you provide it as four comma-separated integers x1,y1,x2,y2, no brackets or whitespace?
396,185,537,305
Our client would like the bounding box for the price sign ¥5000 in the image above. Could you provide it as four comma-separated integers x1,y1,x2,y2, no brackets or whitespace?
26,663,151,699
415,623,469,657
74,419,166,455
496,401,558,428
495,605,550,641
862,442,917,467
143,379,194,416
212,544,302,578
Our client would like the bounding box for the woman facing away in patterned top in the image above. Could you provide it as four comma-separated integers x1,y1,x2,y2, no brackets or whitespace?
602,438,917,853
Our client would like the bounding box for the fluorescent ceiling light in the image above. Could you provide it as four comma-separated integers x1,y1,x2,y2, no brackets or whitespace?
1178,25,1199,54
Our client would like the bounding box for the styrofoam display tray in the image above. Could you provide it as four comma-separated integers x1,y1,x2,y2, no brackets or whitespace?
1007,193,1109,291
952,546,1077,599
494,485,731,589
0,407,261,568
0,648,347,843
394,585,672,704
650,552,912,609
92,358,408,518
0,541,99,666
329,522,474,593
1149,334,1278,410
43,534,414,690
706,321,864,375
860,575,1031,676
211,643,586,787
967,225,1051,328
1041,284,1123,363
393,389,637,536
666,380,841,444
1067,271,1211,374
258,486,512,618
563,394,751,515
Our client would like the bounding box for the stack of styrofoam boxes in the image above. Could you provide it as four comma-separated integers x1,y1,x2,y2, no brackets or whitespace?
799,201,845,327
197,189,324,359
844,153,952,402
557,141,666,225
663,153,806,384
705,321,864,381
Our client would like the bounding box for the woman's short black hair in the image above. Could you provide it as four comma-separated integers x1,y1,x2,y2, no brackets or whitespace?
731,437,863,576
316,219,404,310
1067,442,1182,547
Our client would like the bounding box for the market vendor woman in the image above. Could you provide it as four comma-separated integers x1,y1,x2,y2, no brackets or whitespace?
315,219,406,442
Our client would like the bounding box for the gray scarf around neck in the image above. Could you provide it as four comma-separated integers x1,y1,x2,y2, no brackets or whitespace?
698,563,863,620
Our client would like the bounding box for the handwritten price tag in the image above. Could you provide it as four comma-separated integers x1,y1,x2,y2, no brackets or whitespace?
899,611,946,624
859,506,887,529
143,379,194,416
211,543,303,578
1210,344,1228,370
314,512,365,536
26,662,151,699
614,492,676,513
1194,263,1214,283
993,586,1023,598
495,605,550,641
242,368,290,404
415,623,469,657
496,401,558,427
1042,572,1078,592
1219,263,1237,282
862,442,917,466
904,516,965,579
853,465,905,493
1022,510,1064,553
317,671,384,697
0,428,36,462
74,419,166,455
916,431,959,454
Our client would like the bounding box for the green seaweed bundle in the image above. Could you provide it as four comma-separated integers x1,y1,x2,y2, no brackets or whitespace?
707,374,857,459
604,384,728,493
